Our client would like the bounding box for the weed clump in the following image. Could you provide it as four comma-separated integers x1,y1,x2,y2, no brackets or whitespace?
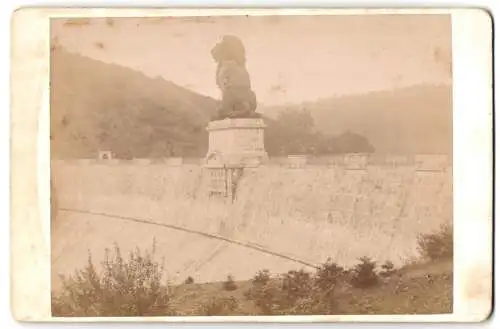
52,241,172,317
222,275,237,291
417,224,453,261
379,260,396,278
251,269,271,287
199,296,241,315
349,256,379,289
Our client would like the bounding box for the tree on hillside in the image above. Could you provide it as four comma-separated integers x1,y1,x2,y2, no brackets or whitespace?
265,108,318,155
264,108,375,156
319,131,375,154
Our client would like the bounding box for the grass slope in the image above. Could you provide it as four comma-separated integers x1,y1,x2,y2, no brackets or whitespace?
170,259,452,315
51,225,453,316
50,46,218,159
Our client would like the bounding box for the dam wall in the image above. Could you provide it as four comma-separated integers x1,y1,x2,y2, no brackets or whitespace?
51,154,452,285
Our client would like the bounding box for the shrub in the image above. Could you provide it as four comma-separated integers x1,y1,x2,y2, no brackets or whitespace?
314,258,345,291
245,269,314,315
310,258,345,313
222,275,237,291
245,282,283,315
251,269,271,287
199,296,241,316
379,260,396,278
350,257,379,289
184,276,194,285
281,269,313,307
246,264,344,316
284,296,318,315
52,241,172,317
417,224,453,261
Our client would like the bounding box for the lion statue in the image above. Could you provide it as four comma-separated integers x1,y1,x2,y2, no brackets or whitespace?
211,35,259,120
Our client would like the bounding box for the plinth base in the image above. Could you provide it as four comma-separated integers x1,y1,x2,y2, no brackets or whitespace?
205,118,268,168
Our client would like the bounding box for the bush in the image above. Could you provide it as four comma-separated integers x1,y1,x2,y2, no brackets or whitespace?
417,224,453,261
284,296,318,315
52,241,172,317
199,296,241,316
222,275,237,291
184,276,194,285
309,258,345,313
251,269,271,287
245,269,314,315
246,263,344,316
314,258,345,291
379,260,396,278
245,282,283,315
281,269,313,307
350,257,379,289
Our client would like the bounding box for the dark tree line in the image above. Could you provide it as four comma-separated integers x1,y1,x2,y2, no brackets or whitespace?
53,101,374,159
264,108,375,156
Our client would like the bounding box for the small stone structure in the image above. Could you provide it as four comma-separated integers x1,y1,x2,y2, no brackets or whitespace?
98,150,112,160
287,155,308,169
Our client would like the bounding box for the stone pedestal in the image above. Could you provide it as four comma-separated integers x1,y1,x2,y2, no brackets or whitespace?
205,118,268,167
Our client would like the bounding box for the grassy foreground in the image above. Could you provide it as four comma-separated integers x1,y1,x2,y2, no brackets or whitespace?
52,224,452,316
168,259,452,316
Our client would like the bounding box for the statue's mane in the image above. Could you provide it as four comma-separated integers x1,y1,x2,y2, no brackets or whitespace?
211,35,257,120
211,35,246,66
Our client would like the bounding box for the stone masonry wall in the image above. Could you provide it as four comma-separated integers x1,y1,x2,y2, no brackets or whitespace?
51,154,452,286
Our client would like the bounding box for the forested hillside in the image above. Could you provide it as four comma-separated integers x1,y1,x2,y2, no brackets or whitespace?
51,46,449,159
50,47,218,159
262,84,453,155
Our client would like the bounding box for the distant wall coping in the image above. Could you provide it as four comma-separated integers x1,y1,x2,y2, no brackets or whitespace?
52,154,452,170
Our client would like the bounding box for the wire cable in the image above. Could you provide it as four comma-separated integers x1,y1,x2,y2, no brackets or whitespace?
57,207,320,270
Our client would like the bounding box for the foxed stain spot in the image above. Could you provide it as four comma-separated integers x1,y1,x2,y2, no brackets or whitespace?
433,46,452,76
269,84,286,94
147,17,168,24
51,36,60,49
61,116,69,127
63,18,91,27
433,47,445,63
184,16,215,24
106,18,115,27
265,16,282,25
95,42,105,50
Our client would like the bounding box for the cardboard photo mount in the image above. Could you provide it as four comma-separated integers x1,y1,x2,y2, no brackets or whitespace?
10,7,493,323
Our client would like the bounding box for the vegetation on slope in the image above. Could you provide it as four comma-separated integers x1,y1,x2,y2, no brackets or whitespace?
264,108,375,156
51,41,451,158
51,43,389,159
262,84,453,155
52,224,453,316
50,44,218,159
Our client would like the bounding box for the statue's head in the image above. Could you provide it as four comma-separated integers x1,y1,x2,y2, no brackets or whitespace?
211,35,246,66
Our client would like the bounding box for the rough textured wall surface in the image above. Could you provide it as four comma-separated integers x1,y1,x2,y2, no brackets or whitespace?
51,156,452,287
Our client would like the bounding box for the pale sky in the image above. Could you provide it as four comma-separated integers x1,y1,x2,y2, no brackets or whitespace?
52,15,452,106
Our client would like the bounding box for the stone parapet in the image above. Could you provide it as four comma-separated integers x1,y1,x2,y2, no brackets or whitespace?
51,154,452,169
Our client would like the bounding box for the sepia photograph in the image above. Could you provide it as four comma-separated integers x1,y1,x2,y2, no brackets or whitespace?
48,13,456,317
9,7,493,322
